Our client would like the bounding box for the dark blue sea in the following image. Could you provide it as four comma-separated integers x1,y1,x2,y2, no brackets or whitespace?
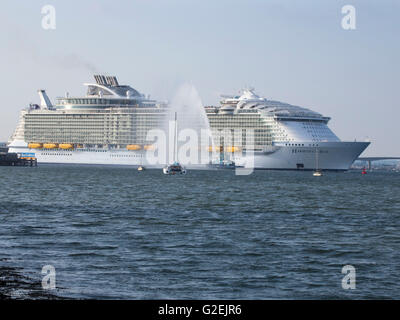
0,165,399,299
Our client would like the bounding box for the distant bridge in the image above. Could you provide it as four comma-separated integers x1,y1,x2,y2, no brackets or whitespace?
356,157,400,170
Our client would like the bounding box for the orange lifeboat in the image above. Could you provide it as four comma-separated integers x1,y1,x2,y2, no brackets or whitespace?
225,146,240,153
207,146,223,152
28,143,42,149
43,143,58,149
127,144,141,151
59,144,74,150
144,145,155,151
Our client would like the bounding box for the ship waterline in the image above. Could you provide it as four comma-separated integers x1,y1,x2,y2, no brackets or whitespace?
8,75,369,170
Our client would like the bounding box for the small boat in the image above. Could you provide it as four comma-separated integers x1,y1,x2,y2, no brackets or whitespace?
313,170,323,177
138,166,145,171
313,147,323,176
163,112,187,175
362,167,367,175
163,161,186,175
207,160,238,170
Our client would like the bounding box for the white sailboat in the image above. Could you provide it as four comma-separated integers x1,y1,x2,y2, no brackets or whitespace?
163,112,186,175
313,147,323,176
138,153,145,171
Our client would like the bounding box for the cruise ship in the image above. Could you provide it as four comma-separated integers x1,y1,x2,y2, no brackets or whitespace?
8,75,168,167
206,89,369,170
8,75,369,170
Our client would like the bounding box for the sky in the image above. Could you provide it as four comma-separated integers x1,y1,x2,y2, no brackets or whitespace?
0,0,399,156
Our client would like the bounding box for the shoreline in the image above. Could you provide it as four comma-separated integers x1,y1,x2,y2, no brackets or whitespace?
0,263,60,300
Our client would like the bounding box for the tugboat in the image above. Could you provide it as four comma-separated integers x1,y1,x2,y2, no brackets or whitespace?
163,112,186,175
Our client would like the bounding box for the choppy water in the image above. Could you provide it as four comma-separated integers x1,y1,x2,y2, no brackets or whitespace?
0,165,399,299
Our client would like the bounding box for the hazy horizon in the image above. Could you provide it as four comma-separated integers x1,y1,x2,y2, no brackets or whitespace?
1,0,399,156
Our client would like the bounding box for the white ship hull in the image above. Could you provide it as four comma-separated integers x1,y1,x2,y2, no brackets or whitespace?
247,142,369,170
8,141,155,167
8,140,369,170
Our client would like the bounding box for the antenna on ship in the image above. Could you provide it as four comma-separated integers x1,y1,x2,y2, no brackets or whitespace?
173,112,177,163
313,147,323,177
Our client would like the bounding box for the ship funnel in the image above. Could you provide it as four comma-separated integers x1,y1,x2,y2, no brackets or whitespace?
94,74,119,86
37,90,53,110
